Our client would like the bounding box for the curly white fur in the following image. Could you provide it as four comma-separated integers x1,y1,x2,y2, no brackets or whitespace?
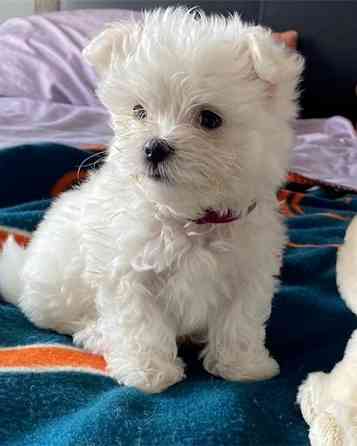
298,216,357,445
0,7,303,393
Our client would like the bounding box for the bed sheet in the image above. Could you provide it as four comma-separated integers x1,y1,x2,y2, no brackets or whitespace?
292,117,357,192
0,9,132,150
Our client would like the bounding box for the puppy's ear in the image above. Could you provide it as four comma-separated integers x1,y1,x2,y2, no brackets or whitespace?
83,23,142,78
272,31,298,50
246,26,304,86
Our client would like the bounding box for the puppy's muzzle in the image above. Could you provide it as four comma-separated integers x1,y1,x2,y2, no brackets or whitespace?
143,138,174,166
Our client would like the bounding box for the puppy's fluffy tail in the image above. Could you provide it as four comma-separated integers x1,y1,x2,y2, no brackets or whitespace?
0,236,26,305
337,216,357,315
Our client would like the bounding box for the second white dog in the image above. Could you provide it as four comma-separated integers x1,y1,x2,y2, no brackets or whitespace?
0,8,303,393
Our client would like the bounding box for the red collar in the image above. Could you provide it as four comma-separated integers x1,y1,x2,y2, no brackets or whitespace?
193,202,257,225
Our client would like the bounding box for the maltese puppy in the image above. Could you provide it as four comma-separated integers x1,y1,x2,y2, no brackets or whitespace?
0,8,303,393
298,215,357,446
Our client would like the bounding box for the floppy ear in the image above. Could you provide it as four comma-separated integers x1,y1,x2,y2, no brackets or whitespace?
83,23,142,78
272,31,298,50
246,26,304,86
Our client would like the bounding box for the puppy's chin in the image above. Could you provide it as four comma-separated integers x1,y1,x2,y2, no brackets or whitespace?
140,173,238,220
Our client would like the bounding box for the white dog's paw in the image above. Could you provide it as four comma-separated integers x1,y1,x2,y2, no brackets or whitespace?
73,321,104,355
297,372,329,425
108,356,186,394
298,375,357,445
203,351,279,382
309,410,345,446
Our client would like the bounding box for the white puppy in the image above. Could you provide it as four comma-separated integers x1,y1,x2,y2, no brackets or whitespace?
0,8,303,393
298,216,357,446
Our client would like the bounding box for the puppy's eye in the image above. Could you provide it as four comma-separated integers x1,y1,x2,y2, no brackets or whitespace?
133,104,147,120
199,110,222,130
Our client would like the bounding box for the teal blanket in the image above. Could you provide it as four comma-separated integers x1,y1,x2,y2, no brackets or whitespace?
0,144,356,446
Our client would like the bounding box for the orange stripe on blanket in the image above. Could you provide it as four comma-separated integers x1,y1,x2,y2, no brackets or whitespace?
0,227,31,249
277,190,294,217
51,170,89,197
79,144,108,151
314,212,352,222
291,193,305,215
0,345,107,374
287,242,340,249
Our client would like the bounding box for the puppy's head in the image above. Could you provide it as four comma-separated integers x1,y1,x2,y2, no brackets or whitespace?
84,8,303,216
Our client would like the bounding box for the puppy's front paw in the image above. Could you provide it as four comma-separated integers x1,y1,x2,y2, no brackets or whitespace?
73,321,104,354
297,372,329,425
299,389,356,446
108,356,186,394
203,352,279,382
309,408,345,446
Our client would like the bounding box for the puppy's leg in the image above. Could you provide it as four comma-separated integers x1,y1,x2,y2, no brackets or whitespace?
298,330,357,446
298,372,331,427
96,272,185,394
308,402,357,446
203,233,280,381
203,293,279,381
20,251,96,335
18,190,96,334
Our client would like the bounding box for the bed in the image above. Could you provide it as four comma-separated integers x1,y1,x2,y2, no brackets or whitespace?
1,2,357,446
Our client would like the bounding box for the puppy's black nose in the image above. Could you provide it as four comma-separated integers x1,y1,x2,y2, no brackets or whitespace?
144,139,173,165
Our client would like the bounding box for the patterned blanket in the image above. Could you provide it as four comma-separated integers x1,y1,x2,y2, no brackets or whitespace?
1,144,356,446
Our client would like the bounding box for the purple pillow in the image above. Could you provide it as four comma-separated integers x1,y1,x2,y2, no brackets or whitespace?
0,9,140,106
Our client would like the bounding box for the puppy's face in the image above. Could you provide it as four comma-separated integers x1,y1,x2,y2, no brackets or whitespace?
84,8,303,215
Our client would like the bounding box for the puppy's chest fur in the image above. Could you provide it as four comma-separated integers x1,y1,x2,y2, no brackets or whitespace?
127,217,238,336
83,184,241,337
